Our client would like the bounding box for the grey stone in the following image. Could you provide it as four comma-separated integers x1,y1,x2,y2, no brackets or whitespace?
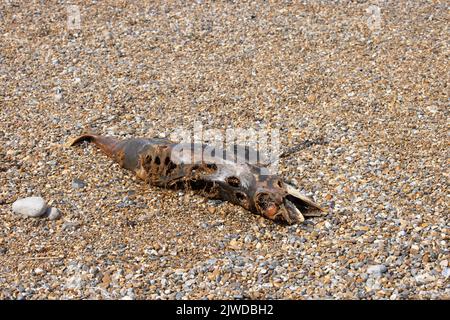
62,221,81,231
367,264,387,275
175,292,184,300
65,275,83,289
71,179,86,189
44,207,61,220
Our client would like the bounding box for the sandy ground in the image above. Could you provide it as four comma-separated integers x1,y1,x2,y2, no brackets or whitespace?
0,1,448,299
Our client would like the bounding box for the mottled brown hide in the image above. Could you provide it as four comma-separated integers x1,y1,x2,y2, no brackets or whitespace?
69,134,325,225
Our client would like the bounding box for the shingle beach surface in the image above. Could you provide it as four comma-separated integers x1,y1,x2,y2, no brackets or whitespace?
0,1,448,299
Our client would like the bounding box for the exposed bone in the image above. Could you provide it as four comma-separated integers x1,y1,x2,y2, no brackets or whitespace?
283,198,305,224
69,134,326,225
285,184,326,217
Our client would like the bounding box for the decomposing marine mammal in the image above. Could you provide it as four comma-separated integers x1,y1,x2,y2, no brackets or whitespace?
68,134,325,225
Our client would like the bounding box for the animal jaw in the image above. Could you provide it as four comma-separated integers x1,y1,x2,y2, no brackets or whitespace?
68,134,326,225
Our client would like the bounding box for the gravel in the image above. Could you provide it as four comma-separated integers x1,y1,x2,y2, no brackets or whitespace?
0,1,448,300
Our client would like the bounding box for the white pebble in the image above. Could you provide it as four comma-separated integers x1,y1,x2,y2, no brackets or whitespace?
12,197,48,218
34,268,44,274
367,264,387,275
415,273,435,284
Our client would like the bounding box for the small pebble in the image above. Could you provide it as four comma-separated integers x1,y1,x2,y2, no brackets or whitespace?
62,221,81,231
415,273,435,284
175,292,184,300
410,244,420,255
44,207,61,220
367,265,387,276
71,179,86,189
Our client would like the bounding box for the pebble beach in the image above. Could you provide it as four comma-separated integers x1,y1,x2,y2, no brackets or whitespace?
0,1,448,299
